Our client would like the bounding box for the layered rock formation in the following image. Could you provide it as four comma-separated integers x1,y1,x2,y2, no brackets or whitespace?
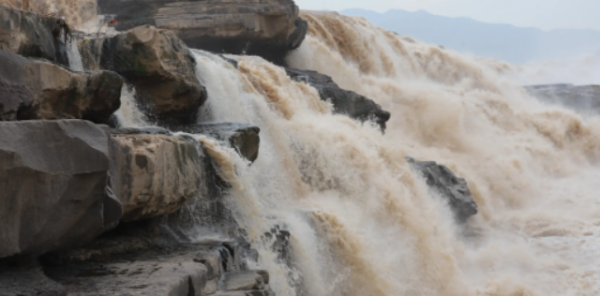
0,49,123,123
0,4,70,66
97,0,307,63
111,132,206,221
0,120,122,258
42,242,273,296
0,3,275,296
81,25,207,124
406,157,478,222
286,68,391,130
525,84,600,115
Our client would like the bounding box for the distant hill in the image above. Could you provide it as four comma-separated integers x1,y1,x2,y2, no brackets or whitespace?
341,9,600,64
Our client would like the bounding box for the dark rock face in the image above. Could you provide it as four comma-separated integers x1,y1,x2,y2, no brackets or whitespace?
0,4,69,66
406,157,478,222
0,267,66,296
96,0,307,63
83,26,207,124
171,123,261,163
286,68,391,130
525,84,600,115
39,227,273,296
0,120,123,258
0,49,122,123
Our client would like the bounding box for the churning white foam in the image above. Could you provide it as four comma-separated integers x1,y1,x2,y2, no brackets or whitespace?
24,1,600,294
189,11,600,296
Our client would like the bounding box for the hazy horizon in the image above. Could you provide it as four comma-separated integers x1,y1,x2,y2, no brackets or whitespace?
295,0,600,31
338,8,600,65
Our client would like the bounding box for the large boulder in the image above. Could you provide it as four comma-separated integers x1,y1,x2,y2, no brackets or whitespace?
0,267,66,296
170,122,261,163
286,68,391,130
406,157,478,223
96,0,307,63
82,26,207,124
525,84,600,115
0,49,123,123
0,120,123,259
111,132,206,221
0,4,69,66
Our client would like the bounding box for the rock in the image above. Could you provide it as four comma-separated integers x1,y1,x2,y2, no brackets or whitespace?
46,251,210,296
111,132,206,221
263,226,291,264
286,68,391,130
0,4,70,66
221,271,269,291
84,25,207,124
525,84,600,115
170,122,261,163
96,0,308,63
406,157,478,222
0,49,123,123
0,267,66,296
0,120,122,259
43,234,273,296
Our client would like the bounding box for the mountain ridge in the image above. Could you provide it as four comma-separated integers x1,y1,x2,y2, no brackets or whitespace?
341,8,600,64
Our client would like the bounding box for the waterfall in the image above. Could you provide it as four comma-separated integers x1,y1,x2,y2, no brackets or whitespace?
66,40,84,72
114,85,150,128
15,1,600,294
185,12,600,296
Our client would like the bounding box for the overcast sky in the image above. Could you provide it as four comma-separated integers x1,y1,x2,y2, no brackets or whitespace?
295,0,600,31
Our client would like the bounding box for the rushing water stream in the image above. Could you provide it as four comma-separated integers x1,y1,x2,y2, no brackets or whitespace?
17,2,600,295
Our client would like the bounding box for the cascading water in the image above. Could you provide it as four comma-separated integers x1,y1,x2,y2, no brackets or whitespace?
189,12,600,296
21,2,600,295
114,85,150,128
66,40,84,72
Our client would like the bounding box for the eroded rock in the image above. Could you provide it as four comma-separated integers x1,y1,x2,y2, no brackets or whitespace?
406,157,478,222
0,4,68,65
42,234,273,296
171,122,261,163
0,120,122,258
221,270,269,292
0,49,122,123
286,68,391,130
47,251,210,296
0,267,66,296
83,25,207,124
111,132,206,221
96,0,307,63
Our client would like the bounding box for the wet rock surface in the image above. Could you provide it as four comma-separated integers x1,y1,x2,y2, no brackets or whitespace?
38,226,273,296
171,122,261,163
0,120,122,258
83,25,207,124
525,84,600,115
110,132,206,222
406,157,478,222
96,0,307,63
0,49,123,123
286,68,391,130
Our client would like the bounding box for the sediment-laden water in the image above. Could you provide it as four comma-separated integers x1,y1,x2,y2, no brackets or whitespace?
23,3,600,295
